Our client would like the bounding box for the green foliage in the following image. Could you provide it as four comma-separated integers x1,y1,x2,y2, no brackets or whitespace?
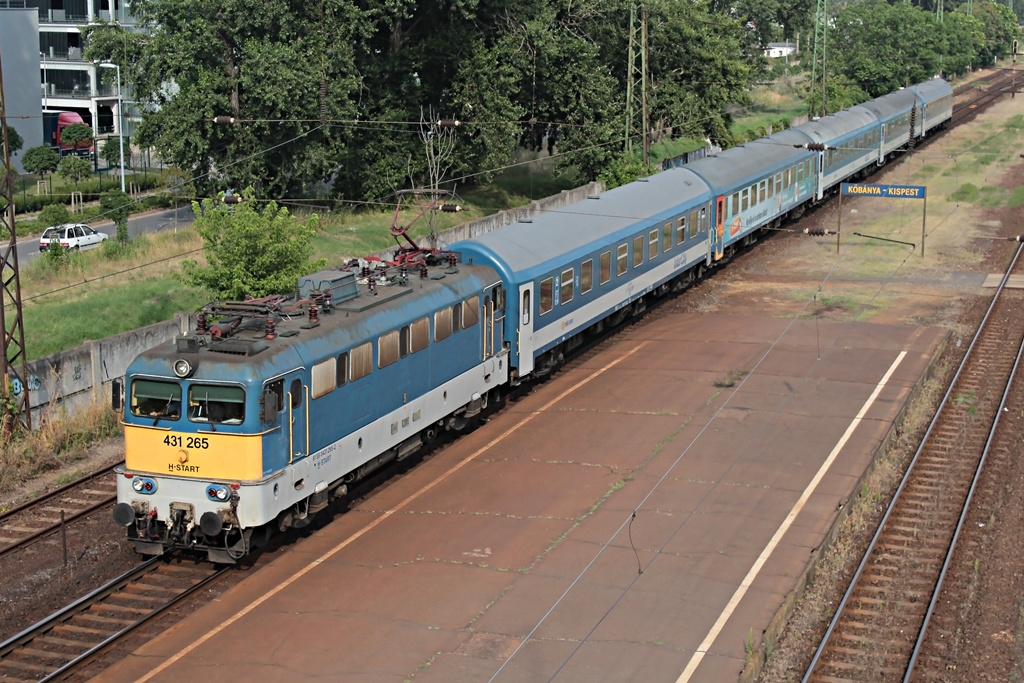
2,126,24,157
38,203,71,228
99,190,133,242
58,156,92,188
100,136,129,170
2,173,161,215
597,156,655,190
21,146,59,179
182,192,326,298
44,238,74,271
60,123,93,151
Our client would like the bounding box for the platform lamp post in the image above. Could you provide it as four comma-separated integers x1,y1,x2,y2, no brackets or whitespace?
96,62,125,192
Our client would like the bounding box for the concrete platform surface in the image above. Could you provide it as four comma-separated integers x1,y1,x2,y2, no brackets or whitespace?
93,314,946,683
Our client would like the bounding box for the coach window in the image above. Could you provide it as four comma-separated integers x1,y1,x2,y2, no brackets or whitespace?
741,188,749,211
189,384,245,424
758,180,766,202
699,208,707,233
648,230,658,260
561,268,574,304
130,379,181,419
663,223,672,251
749,184,757,206
600,251,612,284
617,244,628,276
776,172,783,190
633,236,644,268
539,277,554,314
689,210,699,239
676,218,686,245
784,168,791,189
767,176,774,197
581,260,594,294
336,352,348,387
463,296,479,327
435,307,453,340
312,357,336,399
379,330,399,368
796,163,803,182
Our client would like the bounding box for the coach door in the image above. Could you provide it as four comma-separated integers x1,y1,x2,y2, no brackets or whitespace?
483,283,505,360
517,283,534,375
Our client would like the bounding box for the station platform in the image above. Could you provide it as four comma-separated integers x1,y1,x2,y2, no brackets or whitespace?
93,313,946,683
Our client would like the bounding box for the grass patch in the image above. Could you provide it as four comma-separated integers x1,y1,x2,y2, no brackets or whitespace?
979,186,1006,208
949,183,980,203
1008,186,1024,207
0,401,121,498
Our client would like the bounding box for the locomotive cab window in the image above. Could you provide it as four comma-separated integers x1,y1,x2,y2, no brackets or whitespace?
131,379,181,419
262,379,284,422
188,384,245,424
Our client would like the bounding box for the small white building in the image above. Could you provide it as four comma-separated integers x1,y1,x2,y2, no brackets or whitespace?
764,42,797,59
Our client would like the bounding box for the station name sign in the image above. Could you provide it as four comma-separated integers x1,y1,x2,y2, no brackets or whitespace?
841,183,926,199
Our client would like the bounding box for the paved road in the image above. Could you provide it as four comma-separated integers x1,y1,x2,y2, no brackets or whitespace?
11,204,195,265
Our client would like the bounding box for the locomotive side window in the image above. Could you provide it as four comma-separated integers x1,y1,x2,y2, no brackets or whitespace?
616,245,627,276
435,307,453,340
189,384,245,424
561,268,574,304
350,342,372,381
648,230,658,260
410,317,430,352
452,303,463,333
632,236,643,268
379,329,400,368
463,296,479,327
581,259,594,294
400,326,411,358
131,379,181,419
662,223,672,251
336,353,348,387
311,358,336,398
600,251,611,284
539,277,554,315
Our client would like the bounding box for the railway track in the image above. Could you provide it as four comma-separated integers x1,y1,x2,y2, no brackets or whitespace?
801,243,1024,682
0,466,119,561
0,556,228,682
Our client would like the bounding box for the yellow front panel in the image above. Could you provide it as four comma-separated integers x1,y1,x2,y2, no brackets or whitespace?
125,425,264,481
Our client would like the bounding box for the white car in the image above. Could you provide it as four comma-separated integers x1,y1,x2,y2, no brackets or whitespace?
39,224,109,252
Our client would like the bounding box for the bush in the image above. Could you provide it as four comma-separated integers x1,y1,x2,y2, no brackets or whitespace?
0,173,162,215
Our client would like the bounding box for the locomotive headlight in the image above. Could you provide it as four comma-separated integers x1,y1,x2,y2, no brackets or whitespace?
131,477,157,494
173,358,194,378
206,484,230,502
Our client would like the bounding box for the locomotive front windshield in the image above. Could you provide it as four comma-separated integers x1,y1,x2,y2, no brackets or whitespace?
188,384,245,424
130,379,182,419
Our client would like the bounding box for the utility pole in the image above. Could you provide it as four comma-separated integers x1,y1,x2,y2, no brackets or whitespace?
0,50,32,431
810,0,827,117
624,3,649,166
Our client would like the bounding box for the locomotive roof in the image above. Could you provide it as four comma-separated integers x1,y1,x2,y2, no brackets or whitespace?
683,128,812,190
452,167,711,276
131,261,499,382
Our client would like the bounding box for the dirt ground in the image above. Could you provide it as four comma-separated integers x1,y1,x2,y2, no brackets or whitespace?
2,72,1022,679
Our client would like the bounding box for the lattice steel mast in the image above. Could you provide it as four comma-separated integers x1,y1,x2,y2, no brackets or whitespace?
0,50,32,431
624,3,650,166
810,0,827,117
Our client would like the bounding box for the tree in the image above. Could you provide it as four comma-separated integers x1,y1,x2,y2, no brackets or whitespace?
160,168,195,232
2,126,24,158
59,156,92,189
38,203,71,228
182,191,326,299
100,190,133,243
60,123,94,152
21,146,59,179
101,135,129,170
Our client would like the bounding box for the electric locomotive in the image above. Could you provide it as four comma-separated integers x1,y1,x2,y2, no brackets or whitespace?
113,250,508,562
